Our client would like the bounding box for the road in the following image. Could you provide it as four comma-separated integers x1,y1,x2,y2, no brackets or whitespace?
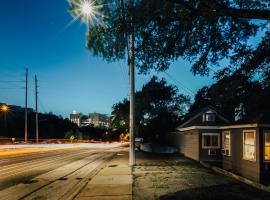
0,144,126,200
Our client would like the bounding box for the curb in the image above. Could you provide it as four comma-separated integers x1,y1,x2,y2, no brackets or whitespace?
200,161,270,193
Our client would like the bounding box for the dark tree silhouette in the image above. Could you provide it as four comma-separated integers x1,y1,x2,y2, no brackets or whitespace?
111,76,190,141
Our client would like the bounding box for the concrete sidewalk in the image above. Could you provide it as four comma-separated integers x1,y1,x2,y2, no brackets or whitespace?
75,151,132,200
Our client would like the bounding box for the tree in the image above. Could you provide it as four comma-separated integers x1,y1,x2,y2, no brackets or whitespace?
111,76,190,141
189,71,263,122
69,0,270,83
0,104,77,139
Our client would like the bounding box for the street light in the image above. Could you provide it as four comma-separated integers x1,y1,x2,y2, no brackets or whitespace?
81,1,94,16
70,0,101,25
70,0,136,166
1,105,9,112
1,105,9,128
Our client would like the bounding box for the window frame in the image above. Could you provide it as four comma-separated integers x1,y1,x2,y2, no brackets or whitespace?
222,131,231,156
202,133,220,149
264,130,270,162
242,130,256,162
202,113,216,122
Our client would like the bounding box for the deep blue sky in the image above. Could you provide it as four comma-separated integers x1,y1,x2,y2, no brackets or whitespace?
0,0,213,118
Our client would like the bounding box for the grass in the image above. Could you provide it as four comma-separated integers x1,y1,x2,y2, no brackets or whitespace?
133,152,270,200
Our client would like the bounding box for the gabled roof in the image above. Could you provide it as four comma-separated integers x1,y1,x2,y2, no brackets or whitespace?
177,105,230,129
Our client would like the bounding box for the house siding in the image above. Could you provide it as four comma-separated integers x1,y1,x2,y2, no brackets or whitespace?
165,130,199,160
222,128,261,182
259,127,270,184
180,130,199,160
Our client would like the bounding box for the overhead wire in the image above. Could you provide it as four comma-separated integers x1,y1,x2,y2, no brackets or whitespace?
163,71,196,97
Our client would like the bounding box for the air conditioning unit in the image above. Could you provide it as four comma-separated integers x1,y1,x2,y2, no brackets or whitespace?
221,149,230,156
208,149,217,156
221,149,226,155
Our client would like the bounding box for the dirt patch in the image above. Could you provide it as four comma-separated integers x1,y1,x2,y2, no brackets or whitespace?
133,152,270,200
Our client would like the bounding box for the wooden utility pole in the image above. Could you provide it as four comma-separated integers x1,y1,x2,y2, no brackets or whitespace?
128,0,135,166
129,30,135,166
25,68,28,143
35,75,39,143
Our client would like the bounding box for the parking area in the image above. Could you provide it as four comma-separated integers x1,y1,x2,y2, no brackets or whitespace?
133,152,270,200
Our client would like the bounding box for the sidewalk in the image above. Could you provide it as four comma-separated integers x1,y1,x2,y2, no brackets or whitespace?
75,151,132,200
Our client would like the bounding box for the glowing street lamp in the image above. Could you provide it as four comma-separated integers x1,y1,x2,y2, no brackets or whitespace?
69,0,103,26
69,0,136,166
1,105,8,112
81,1,94,16
1,105,9,128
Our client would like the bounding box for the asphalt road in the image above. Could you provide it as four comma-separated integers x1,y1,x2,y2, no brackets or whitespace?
0,146,120,200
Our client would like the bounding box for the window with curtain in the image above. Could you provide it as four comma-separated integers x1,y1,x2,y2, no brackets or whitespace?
264,131,270,160
243,131,256,161
222,131,231,156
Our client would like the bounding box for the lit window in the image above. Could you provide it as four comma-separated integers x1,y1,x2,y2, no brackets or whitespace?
243,130,256,161
264,131,270,161
222,131,231,156
202,133,220,149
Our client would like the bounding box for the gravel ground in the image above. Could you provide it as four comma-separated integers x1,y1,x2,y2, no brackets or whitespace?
133,152,270,200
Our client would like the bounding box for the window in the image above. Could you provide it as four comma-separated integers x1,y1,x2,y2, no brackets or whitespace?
202,113,216,122
202,133,220,149
243,130,256,161
264,131,270,161
222,131,231,156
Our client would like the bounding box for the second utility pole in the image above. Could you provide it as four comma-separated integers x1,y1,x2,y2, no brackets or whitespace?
35,75,39,144
25,68,28,143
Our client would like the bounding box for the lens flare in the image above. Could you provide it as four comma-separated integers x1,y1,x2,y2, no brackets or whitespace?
81,2,94,16
69,0,106,26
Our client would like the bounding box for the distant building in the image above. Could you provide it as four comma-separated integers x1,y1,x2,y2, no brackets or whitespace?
70,111,82,127
70,111,110,128
88,112,110,128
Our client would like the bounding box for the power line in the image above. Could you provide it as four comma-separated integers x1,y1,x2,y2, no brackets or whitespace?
0,80,24,83
163,71,196,97
118,61,129,89
0,87,24,90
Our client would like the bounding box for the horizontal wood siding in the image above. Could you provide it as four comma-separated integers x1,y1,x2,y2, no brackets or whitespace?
181,130,199,161
165,131,199,160
259,127,270,184
222,128,260,182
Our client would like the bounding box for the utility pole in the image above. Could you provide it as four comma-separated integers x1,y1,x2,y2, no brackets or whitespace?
35,75,39,144
129,30,135,166
25,68,28,143
128,0,135,166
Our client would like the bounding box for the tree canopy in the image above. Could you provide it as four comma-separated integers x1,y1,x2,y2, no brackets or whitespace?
69,0,270,83
111,76,190,140
189,70,270,123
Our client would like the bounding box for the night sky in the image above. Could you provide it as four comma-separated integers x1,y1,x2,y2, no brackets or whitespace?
0,0,213,118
